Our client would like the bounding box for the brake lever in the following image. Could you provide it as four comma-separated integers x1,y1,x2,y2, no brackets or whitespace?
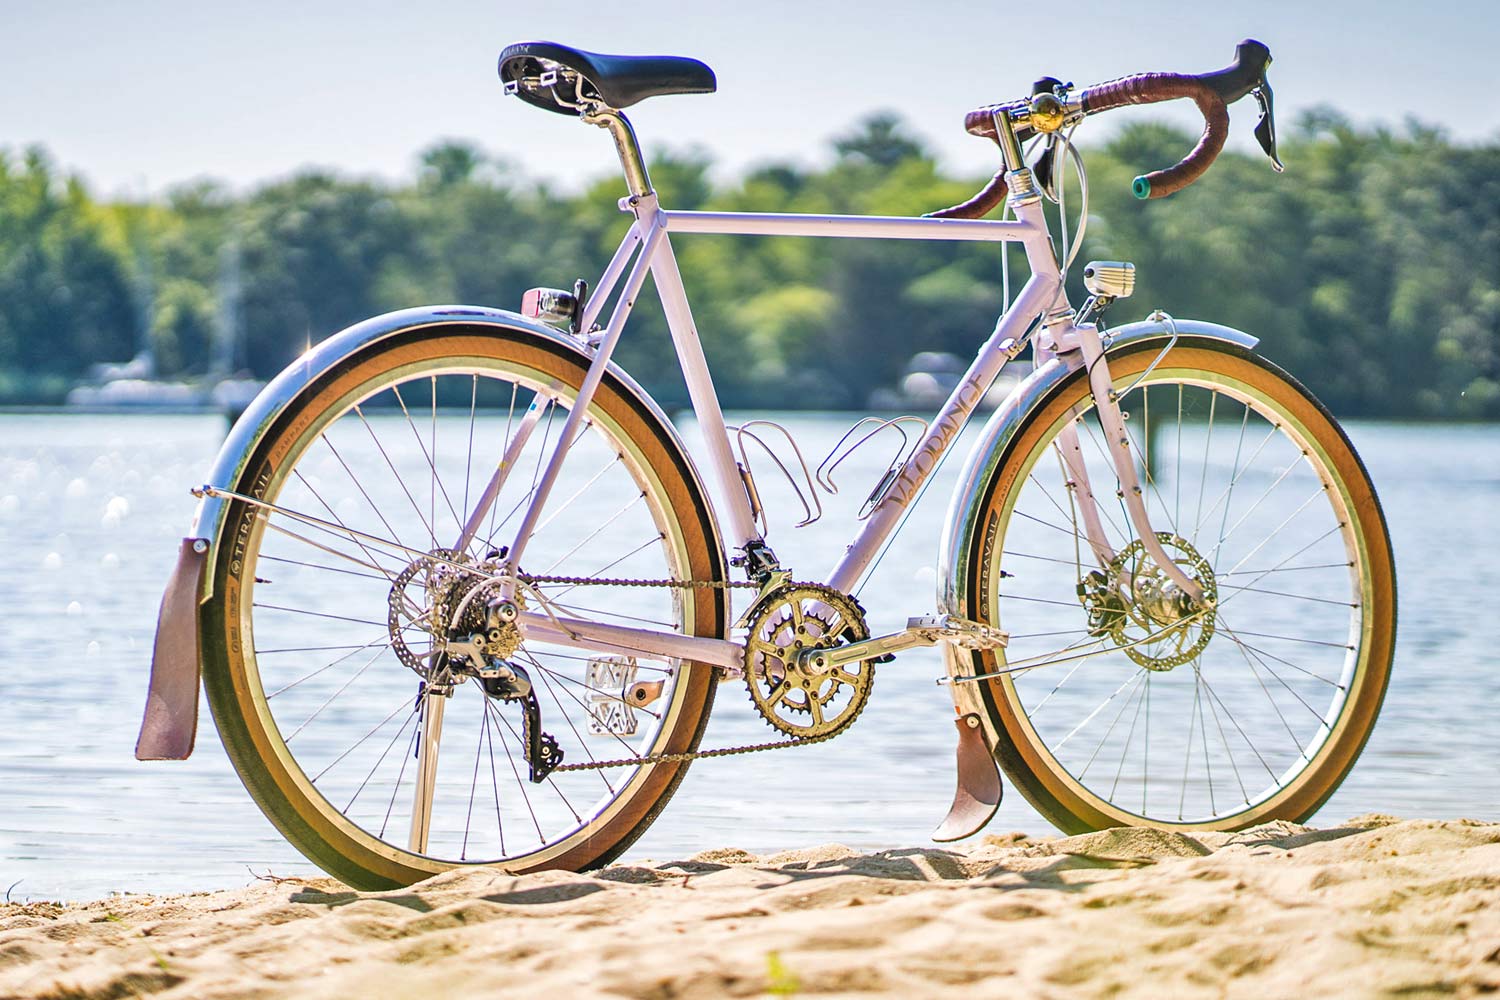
1252,81,1284,173
1034,142,1059,201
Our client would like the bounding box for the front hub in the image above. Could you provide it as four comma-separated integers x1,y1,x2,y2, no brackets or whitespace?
1079,532,1217,672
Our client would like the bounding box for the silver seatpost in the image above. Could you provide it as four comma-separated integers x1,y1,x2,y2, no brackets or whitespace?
583,108,654,198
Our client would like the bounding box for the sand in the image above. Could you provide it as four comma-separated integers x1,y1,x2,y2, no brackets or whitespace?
3,817,1499,998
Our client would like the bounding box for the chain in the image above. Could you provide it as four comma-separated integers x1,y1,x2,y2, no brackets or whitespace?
554,726,838,772
518,573,759,590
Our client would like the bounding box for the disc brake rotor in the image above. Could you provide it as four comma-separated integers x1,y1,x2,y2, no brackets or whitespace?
1079,532,1217,671
744,584,873,738
388,549,518,679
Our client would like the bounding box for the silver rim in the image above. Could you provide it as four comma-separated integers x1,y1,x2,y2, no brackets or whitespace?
232,354,706,868
988,363,1373,825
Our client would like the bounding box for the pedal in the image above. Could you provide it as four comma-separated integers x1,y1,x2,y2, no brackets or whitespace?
586,655,640,736
904,614,1009,650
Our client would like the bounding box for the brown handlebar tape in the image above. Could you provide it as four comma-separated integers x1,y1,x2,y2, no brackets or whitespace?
926,171,1008,220
1080,74,1228,198
964,106,1008,141
961,74,1229,199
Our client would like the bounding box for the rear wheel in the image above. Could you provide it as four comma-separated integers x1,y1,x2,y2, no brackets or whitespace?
201,325,726,888
962,341,1394,832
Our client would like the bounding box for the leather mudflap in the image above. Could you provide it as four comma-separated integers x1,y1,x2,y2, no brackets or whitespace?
135,538,209,760
932,712,1004,843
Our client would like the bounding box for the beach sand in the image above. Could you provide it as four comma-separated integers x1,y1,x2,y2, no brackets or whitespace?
3,817,1498,998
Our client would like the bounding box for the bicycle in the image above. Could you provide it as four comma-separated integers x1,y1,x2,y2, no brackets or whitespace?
137,38,1395,890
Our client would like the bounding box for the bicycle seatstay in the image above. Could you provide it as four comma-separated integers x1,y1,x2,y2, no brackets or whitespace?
497,211,667,596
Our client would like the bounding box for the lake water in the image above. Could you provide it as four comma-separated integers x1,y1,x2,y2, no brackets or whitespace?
0,411,1494,901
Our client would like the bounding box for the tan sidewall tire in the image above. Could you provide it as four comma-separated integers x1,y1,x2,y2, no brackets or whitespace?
200,326,725,888
964,341,1395,834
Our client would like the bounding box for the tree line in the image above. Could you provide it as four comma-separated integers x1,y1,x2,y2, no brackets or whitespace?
2,110,1496,418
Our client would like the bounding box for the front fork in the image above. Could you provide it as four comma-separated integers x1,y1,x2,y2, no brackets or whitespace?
1043,317,1207,605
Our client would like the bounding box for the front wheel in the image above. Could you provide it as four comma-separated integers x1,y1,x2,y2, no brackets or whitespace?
201,324,727,888
961,340,1395,833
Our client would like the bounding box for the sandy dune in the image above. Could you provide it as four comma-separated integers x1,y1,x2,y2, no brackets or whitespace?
3,817,1499,998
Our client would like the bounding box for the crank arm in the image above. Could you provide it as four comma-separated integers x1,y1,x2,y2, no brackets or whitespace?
797,614,1008,673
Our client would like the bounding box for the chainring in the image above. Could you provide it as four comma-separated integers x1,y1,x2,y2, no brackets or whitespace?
743,584,873,738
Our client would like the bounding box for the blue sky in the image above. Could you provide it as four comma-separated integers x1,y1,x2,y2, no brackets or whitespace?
3,0,1497,197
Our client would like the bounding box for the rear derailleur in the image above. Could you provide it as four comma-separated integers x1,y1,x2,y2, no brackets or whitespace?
391,550,564,783
443,630,562,783
471,657,564,784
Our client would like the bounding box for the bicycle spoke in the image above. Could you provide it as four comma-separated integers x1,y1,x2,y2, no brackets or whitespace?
1178,666,1201,820
1217,617,1338,723
1197,662,1250,805
346,700,421,813
258,552,392,585
1193,390,1217,539
491,704,582,824
993,359,1377,826
1196,669,1279,782
322,432,411,556
355,403,439,549
288,643,394,742
461,701,488,860
1218,485,1332,577
1077,667,1148,779
263,629,408,699
378,717,421,840
484,698,545,844
540,490,648,574
311,695,418,783
1055,667,1146,751
1108,673,1149,801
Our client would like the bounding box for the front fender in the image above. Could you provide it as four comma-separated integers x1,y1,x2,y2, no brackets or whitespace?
139,304,720,760
936,317,1260,623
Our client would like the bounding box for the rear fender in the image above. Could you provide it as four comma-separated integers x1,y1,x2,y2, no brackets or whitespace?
137,305,723,759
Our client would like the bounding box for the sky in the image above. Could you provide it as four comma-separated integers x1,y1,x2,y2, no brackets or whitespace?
3,0,1499,198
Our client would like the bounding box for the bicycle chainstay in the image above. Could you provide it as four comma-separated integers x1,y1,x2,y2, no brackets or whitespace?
517,572,850,771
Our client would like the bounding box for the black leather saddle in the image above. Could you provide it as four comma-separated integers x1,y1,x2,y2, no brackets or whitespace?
498,41,715,115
